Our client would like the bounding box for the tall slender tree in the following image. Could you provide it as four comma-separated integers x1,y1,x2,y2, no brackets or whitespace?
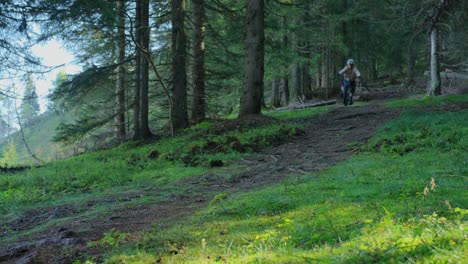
239,0,264,117
281,16,290,106
191,0,206,123
271,77,281,108
20,75,40,126
139,0,152,139
133,0,142,139
171,0,189,132
115,0,126,141
0,117,8,138
429,27,441,96
428,0,448,96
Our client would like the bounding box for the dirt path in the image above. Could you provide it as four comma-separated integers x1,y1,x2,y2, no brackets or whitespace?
0,103,399,263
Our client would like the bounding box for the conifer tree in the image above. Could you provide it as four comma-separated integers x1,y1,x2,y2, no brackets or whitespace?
20,75,40,126
0,142,18,168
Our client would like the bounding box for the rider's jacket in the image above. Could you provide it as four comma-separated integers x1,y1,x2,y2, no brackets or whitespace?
339,66,361,81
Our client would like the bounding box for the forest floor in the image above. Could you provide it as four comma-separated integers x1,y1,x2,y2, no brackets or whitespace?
0,102,401,263
1,97,466,263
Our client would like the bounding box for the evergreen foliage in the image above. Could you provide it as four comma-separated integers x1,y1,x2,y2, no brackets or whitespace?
0,142,17,168
1,0,458,145
19,75,40,126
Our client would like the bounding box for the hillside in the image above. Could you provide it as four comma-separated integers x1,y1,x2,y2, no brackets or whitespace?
0,95,466,263
0,111,74,166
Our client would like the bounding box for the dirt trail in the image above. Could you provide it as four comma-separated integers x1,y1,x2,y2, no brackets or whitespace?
0,103,399,263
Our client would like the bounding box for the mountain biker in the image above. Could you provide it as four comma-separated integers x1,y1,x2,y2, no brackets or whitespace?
338,59,361,105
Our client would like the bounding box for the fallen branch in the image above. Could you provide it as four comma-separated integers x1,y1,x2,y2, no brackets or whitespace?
274,99,336,112
240,158,256,164
287,167,307,174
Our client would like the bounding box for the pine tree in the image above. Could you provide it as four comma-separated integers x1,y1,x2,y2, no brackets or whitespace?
115,0,126,141
190,0,206,123
171,0,189,132
20,75,40,126
0,117,8,138
239,0,264,117
0,142,18,168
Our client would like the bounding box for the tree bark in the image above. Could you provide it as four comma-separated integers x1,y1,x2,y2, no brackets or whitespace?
320,46,328,91
115,0,126,141
139,0,152,139
281,17,289,105
239,0,264,117
300,1,312,100
190,0,206,123
302,65,312,99
271,77,281,108
171,0,189,131
282,75,289,106
429,27,441,95
133,0,142,139
315,65,321,89
290,63,301,102
407,40,415,85
406,31,421,86
289,13,301,103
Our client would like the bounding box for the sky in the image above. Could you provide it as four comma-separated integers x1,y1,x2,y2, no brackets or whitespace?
0,39,80,132
30,40,81,113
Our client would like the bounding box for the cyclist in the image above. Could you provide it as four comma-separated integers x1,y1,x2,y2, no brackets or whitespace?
338,59,361,105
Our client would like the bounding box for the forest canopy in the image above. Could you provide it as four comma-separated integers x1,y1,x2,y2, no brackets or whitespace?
0,0,466,156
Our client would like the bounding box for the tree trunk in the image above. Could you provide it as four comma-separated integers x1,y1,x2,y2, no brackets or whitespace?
139,0,152,139
190,0,206,123
371,57,377,80
301,0,312,100
301,65,311,99
115,0,126,141
271,77,281,108
320,46,328,91
289,13,301,103
281,17,289,106
171,0,189,132
315,65,321,89
282,76,289,106
428,27,441,96
133,0,142,139
239,0,264,117
290,63,301,102
406,34,417,86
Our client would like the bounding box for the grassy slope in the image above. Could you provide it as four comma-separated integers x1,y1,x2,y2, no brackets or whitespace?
1,95,467,263
0,116,304,219
101,95,466,264
0,111,74,165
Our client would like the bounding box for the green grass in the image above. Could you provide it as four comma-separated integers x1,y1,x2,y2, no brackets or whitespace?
97,107,467,263
266,106,333,120
2,98,466,263
0,119,305,220
0,111,75,165
386,94,468,108
363,110,467,155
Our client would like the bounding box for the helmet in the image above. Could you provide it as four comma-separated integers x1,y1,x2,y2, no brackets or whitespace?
347,59,355,65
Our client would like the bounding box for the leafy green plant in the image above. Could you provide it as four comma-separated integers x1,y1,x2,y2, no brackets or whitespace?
88,228,127,250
